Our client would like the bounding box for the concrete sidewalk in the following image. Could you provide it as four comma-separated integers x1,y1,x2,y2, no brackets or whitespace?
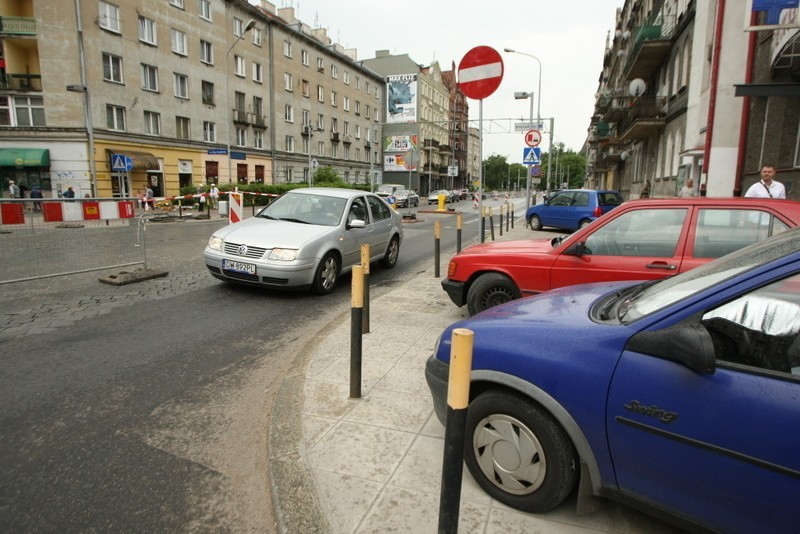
269,209,678,533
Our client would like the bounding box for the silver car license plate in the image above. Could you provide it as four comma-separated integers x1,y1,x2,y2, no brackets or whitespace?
223,259,256,275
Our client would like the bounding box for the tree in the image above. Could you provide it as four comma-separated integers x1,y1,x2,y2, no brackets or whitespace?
313,166,343,185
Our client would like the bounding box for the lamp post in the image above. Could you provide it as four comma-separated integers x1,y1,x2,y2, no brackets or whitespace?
72,0,96,197
305,125,322,186
504,48,549,192
225,19,256,185
514,90,534,210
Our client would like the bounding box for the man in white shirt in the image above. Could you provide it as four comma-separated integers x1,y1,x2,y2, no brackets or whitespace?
679,178,696,197
745,164,786,199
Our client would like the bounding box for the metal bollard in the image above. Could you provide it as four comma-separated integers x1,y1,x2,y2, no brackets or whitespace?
456,213,463,253
489,207,495,241
438,328,474,534
361,243,370,334
511,203,515,229
434,221,441,278
499,205,504,237
506,203,510,232
480,206,485,243
349,265,364,399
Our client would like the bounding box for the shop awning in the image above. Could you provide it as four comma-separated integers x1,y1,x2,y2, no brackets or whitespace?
106,149,160,170
0,148,50,167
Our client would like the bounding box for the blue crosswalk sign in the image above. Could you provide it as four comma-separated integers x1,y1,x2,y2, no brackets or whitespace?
111,154,134,171
523,147,541,165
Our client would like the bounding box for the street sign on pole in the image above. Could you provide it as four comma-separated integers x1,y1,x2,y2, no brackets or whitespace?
111,154,134,172
457,46,504,100
523,147,541,165
525,130,542,147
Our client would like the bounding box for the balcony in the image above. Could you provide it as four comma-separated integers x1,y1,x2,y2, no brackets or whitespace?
0,16,36,36
232,109,249,124
617,96,667,141
330,132,340,142
342,135,352,144
605,97,631,122
599,141,625,163
364,141,371,149
0,74,42,92
625,14,677,80
664,87,688,120
251,114,267,128
593,121,614,140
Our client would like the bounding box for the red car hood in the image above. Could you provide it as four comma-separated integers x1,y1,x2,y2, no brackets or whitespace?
458,237,554,256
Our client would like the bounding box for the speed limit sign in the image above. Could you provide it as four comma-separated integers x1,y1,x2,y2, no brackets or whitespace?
525,130,542,147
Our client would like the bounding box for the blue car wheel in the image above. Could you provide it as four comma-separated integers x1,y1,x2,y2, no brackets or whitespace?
465,390,578,513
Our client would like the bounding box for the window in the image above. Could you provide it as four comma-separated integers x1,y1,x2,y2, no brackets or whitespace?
144,110,161,135
301,79,310,97
330,91,337,107
317,113,324,130
176,116,190,139
317,85,324,102
254,130,264,149
284,73,293,91
286,168,293,182
233,17,246,37
366,195,391,221
317,57,324,72
99,1,120,33
141,64,158,91
795,119,800,168
317,141,325,157
236,127,246,146
331,118,338,132
355,101,361,115
285,104,294,122
303,137,310,155
237,163,248,183
365,81,370,93
234,55,245,77
283,40,292,58
102,53,123,83
355,124,360,139
344,145,350,160
251,27,262,46
203,121,216,142
106,104,125,131
285,135,295,152
201,80,214,105
253,96,264,118
252,62,262,83
174,73,189,98
302,49,309,66
170,0,184,7
692,209,790,259
301,109,310,127
171,29,187,55
15,96,45,126
331,144,338,158
355,76,360,89
365,105,370,119
139,16,157,45
0,97,11,126
343,121,350,135
343,96,350,111
199,0,211,21
343,71,350,85
200,40,213,64
331,64,338,79
255,165,265,183
584,208,687,257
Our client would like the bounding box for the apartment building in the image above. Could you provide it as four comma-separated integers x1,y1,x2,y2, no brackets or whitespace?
587,0,800,199
442,62,470,190
0,0,383,199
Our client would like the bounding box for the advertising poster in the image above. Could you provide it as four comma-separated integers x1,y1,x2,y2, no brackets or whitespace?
383,135,419,171
386,74,417,123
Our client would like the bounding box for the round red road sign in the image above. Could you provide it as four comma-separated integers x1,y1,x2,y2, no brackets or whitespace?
525,129,542,147
458,46,504,100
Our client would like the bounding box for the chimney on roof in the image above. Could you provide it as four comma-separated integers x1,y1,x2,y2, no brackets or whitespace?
375,50,390,58
277,7,297,23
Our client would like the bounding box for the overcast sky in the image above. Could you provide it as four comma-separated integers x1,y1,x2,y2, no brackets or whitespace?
271,0,624,162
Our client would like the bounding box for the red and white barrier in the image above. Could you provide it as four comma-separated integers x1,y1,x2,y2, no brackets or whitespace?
228,192,243,224
41,200,136,223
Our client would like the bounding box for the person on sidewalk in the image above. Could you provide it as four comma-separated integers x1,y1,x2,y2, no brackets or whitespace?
744,164,785,199
62,186,76,198
146,186,154,210
30,186,43,212
8,180,20,198
678,178,696,197
209,183,219,209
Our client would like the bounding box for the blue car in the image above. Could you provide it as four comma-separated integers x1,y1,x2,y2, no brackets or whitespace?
426,226,800,532
526,189,623,231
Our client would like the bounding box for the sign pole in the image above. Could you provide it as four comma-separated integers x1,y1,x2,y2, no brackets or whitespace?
478,99,484,243
526,95,533,211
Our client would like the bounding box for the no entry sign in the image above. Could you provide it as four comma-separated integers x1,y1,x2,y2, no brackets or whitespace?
458,46,503,100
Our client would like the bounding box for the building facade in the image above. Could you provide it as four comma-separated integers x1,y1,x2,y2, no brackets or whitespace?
0,0,383,199
587,0,800,199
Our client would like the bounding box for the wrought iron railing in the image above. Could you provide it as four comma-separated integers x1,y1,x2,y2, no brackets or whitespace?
0,16,36,35
0,74,42,92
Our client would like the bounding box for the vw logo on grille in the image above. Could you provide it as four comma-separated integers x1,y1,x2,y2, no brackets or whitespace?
237,244,248,256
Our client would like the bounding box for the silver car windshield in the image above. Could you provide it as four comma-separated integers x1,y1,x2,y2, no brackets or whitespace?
615,229,800,323
258,193,347,227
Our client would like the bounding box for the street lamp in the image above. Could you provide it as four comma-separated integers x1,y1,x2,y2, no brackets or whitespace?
225,19,256,185
514,90,534,210
504,48,549,193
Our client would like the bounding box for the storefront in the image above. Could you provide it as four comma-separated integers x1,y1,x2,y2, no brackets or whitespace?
0,148,51,196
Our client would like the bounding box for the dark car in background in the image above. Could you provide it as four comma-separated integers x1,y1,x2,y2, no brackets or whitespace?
526,189,623,231
427,227,800,532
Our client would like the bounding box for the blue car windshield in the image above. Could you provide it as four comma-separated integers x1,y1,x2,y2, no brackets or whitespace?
616,229,800,322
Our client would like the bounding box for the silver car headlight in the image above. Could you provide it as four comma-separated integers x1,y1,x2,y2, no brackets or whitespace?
208,236,223,251
269,248,298,261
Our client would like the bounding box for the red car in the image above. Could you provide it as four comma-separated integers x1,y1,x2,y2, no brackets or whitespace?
443,197,800,315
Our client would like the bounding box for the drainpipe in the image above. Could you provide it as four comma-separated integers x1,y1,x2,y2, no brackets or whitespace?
734,10,758,196
702,0,726,196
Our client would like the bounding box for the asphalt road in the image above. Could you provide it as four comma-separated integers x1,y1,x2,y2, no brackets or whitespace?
0,201,506,531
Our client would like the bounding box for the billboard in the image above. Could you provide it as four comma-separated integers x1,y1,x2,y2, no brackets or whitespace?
383,135,419,172
386,74,417,123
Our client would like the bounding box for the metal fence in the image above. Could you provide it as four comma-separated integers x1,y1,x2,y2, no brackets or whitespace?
0,198,146,284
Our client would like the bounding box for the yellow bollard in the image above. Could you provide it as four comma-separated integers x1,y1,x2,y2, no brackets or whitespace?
437,193,446,211
434,221,441,278
456,213,463,253
360,243,370,334
350,265,364,399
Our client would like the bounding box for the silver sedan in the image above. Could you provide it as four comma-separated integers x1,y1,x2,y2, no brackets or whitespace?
204,188,403,294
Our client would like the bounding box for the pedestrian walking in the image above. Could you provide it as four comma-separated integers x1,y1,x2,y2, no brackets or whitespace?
210,183,219,208
8,180,20,198
196,183,206,211
146,186,154,209
62,186,76,198
744,164,786,199
30,186,43,212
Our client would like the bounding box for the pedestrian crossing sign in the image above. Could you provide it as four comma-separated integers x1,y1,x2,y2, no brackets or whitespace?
523,147,541,165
